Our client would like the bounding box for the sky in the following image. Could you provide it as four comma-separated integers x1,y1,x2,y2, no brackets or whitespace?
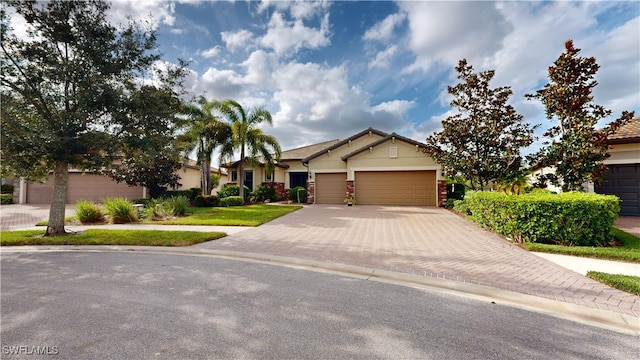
9,0,640,156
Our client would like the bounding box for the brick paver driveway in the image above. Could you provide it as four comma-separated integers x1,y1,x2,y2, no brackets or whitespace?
196,205,640,317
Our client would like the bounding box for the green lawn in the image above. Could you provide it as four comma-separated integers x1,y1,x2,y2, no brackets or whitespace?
0,229,225,247
148,204,302,226
587,271,640,296
521,227,640,263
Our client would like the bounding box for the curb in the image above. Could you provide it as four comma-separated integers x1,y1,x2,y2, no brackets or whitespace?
2,245,639,336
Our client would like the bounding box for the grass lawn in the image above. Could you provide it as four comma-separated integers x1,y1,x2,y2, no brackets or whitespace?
149,204,302,226
587,271,640,296
521,227,640,263
1,229,225,247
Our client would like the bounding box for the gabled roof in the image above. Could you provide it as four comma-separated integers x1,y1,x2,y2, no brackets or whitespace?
609,116,640,144
302,128,389,163
222,158,290,169
280,139,341,160
341,132,429,161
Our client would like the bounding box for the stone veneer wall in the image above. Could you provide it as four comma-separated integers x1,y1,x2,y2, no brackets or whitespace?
306,181,315,203
261,182,288,200
437,180,447,207
346,180,354,200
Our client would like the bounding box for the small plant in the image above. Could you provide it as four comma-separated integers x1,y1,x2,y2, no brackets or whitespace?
218,185,251,201
252,185,278,202
104,197,138,224
344,192,355,206
220,196,245,207
163,196,189,216
1,184,14,194
290,186,307,203
0,193,13,204
195,195,219,207
75,200,105,224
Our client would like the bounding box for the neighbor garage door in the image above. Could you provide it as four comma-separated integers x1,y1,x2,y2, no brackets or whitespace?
315,172,347,204
27,173,144,204
595,164,639,216
355,170,436,206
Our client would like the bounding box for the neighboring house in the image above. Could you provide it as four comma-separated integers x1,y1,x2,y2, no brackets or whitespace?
222,128,446,206
594,117,640,216
11,160,223,204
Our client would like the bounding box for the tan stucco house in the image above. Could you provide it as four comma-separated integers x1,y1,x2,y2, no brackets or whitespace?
594,117,640,216
222,128,446,206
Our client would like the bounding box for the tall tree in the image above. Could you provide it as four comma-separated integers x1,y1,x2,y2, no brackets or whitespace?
526,40,634,191
211,100,281,199
0,0,185,235
178,96,233,195
425,59,537,190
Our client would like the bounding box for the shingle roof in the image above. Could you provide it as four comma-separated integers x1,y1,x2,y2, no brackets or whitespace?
280,139,341,160
302,128,389,163
609,116,640,142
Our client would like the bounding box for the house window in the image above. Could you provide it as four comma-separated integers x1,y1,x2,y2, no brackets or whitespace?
389,147,398,158
265,171,273,182
231,171,238,182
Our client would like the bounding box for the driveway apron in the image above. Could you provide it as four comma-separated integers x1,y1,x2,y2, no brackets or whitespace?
195,205,640,317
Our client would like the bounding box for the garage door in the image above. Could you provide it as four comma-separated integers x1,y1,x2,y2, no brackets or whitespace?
315,173,347,204
595,164,639,216
27,173,144,204
67,173,144,203
355,171,436,206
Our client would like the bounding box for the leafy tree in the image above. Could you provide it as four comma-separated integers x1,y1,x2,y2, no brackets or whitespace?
526,40,635,191
177,96,233,195
109,151,182,199
425,59,537,190
0,0,185,235
211,100,282,199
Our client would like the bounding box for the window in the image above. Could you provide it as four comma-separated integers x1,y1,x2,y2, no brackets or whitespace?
265,171,273,182
231,171,238,182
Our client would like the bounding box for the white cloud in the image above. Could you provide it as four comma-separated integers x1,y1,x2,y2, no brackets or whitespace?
107,0,176,28
398,1,512,74
221,29,254,52
363,13,406,42
368,45,397,69
257,0,329,20
371,100,415,115
201,46,221,58
259,12,330,56
197,68,245,99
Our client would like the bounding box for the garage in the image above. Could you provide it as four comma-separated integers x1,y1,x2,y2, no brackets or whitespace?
315,172,347,204
26,173,144,204
595,164,639,216
355,170,436,206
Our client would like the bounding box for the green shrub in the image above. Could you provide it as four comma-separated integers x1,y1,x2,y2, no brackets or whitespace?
289,186,307,203
1,184,14,194
0,193,13,204
466,191,620,246
75,200,105,224
252,185,278,202
163,196,189,216
132,198,152,206
220,196,245,207
161,190,191,199
194,195,219,207
446,183,466,201
189,187,203,200
218,185,251,201
104,197,138,224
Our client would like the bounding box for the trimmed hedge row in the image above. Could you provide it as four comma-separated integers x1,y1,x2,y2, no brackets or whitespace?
464,191,620,246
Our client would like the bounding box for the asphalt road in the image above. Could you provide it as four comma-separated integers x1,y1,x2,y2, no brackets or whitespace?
1,251,638,359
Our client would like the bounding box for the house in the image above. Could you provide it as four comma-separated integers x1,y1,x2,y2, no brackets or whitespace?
222,128,446,206
594,117,640,216
11,160,225,204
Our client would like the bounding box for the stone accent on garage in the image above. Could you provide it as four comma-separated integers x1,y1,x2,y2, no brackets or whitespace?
438,180,447,207
306,181,315,203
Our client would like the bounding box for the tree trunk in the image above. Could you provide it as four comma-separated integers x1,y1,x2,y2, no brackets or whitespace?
238,146,245,199
203,159,211,195
45,161,69,236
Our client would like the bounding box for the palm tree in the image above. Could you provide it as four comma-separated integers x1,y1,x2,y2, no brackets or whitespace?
178,96,233,195
212,99,281,199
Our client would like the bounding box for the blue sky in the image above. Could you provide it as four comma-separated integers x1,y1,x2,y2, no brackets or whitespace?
10,1,640,154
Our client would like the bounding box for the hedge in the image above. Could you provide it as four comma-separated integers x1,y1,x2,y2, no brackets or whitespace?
289,186,307,203
1,193,13,204
194,195,220,207
466,191,620,246
220,196,244,207
218,185,251,201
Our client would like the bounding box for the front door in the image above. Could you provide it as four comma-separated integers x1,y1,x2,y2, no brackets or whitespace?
244,170,253,192
289,172,307,189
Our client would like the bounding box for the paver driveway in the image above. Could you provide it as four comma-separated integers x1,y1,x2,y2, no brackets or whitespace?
195,205,640,317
